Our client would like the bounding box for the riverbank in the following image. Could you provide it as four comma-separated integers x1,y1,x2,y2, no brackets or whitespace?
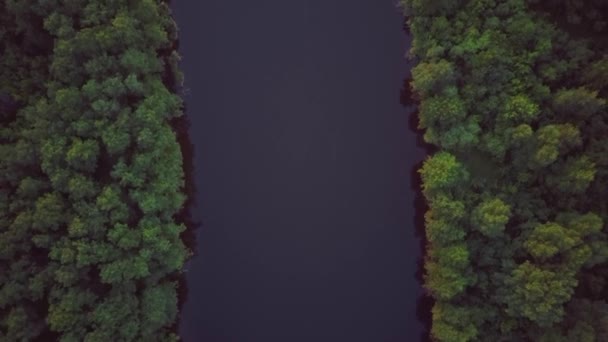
0,2,190,340
402,0,608,340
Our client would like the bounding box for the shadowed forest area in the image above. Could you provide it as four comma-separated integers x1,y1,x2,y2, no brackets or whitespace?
401,0,608,340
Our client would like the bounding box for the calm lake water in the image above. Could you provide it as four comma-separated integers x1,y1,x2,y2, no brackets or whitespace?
171,0,427,340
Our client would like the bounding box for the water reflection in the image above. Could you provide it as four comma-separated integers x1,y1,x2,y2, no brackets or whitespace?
166,33,203,332
400,17,435,342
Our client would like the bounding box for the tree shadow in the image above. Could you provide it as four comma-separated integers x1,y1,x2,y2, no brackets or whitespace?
0,92,20,125
400,17,437,342
171,103,202,328
411,159,432,342
164,29,202,335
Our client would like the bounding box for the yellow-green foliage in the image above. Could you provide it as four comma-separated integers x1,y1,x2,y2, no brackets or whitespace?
401,0,608,340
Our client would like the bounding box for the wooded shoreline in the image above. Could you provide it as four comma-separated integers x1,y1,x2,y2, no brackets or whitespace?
0,1,191,340
402,0,608,340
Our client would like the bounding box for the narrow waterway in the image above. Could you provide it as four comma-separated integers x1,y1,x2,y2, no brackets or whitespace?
171,1,426,340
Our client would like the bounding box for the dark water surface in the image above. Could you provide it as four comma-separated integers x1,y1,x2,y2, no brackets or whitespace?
172,1,426,340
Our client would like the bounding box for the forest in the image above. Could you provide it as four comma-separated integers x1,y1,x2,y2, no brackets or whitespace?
2,0,607,341
0,0,188,341
401,0,608,340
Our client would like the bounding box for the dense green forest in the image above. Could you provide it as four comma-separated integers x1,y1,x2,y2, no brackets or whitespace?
0,0,188,340
401,0,608,341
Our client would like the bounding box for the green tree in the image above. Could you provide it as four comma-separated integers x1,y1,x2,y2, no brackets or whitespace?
533,124,581,167
66,138,99,173
140,282,178,336
499,94,540,125
524,222,581,261
553,87,605,119
471,198,511,238
425,211,467,245
420,152,469,195
546,156,597,193
425,259,473,300
411,60,457,99
581,56,608,91
432,301,480,342
419,93,467,130
505,262,577,326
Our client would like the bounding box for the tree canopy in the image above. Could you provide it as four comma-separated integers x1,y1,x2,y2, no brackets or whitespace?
401,0,608,340
0,1,188,340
